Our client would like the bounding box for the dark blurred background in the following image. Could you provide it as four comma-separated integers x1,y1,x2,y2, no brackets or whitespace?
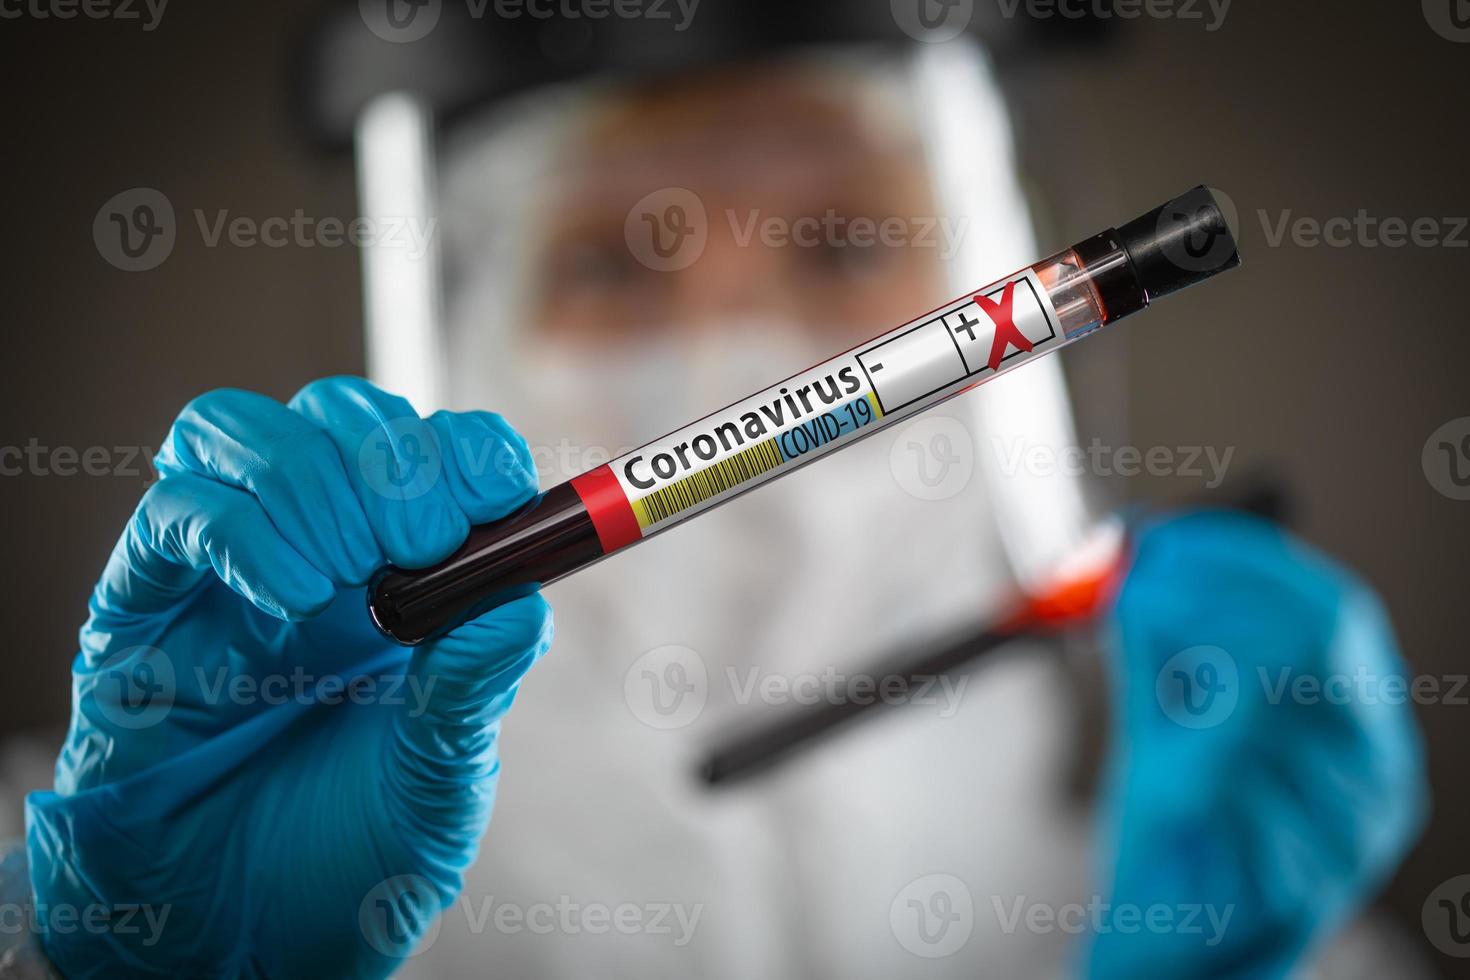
0,1,1466,973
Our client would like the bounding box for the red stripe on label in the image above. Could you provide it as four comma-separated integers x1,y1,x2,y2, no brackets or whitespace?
570,465,643,554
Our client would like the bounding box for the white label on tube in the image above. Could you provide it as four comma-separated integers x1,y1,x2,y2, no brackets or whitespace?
607,269,1064,537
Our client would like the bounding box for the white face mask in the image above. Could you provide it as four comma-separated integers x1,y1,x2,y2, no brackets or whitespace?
511,320,828,477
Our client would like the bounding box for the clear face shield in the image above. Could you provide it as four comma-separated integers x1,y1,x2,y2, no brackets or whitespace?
350,42,1106,979
354,39,1095,656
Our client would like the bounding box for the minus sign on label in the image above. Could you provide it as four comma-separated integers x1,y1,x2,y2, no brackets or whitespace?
870,362,884,372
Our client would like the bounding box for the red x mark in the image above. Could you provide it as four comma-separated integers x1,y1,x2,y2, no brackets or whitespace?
974,280,1032,372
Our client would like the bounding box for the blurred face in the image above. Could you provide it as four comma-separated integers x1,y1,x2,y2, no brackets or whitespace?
527,64,949,354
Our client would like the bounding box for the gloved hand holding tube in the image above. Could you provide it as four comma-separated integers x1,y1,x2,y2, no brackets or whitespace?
26,378,553,977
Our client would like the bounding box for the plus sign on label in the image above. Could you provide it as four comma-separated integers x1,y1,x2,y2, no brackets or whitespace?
857,270,1059,416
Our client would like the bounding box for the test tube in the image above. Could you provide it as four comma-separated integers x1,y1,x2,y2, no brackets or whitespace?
369,185,1240,644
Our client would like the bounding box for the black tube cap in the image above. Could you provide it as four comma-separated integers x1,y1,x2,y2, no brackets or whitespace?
1115,185,1241,302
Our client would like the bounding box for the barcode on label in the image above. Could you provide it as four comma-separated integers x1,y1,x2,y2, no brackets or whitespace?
630,437,784,528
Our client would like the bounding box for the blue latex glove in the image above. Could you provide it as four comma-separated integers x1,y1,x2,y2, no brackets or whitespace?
25,377,552,978
1087,511,1427,978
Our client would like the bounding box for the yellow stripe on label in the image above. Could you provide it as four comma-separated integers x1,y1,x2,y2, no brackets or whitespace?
631,437,785,529
866,390,884,419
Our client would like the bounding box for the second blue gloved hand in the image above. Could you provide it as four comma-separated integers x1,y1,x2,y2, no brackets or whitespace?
1087,511,1428,978
26,377,551,978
